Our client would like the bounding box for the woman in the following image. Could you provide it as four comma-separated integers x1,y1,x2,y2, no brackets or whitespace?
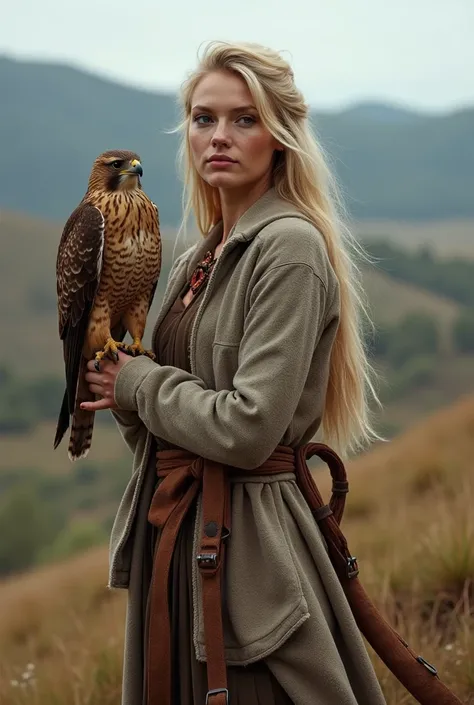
83,41,386,705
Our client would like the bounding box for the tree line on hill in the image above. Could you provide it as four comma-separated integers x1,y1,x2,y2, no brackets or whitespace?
364,240,474,308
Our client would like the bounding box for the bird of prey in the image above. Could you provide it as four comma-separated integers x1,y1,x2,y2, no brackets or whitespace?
54,150,161,461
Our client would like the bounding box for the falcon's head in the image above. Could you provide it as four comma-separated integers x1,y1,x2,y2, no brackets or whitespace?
88,150,144,192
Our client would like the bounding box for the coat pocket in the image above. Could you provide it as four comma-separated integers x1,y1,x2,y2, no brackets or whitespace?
212,342,240,391
192,476,310,666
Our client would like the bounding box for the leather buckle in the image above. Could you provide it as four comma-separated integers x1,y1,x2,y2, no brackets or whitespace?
346,556,359,579
206,687,229,704
196,552,218,569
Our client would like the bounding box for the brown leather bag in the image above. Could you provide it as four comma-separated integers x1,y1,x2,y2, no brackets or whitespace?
295,443,465,705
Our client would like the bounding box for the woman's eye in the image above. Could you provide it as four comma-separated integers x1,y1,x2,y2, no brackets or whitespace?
237,115,256,126
111,160,123,169
194,115,212,125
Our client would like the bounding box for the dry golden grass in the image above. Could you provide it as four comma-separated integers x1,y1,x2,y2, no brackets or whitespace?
1,396,474,703
318,394,474,702
0,547,126,705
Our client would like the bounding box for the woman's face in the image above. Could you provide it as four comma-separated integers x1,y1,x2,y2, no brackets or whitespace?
188,70,282,193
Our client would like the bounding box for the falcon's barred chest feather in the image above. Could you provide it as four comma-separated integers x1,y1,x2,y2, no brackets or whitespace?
84,189,161,356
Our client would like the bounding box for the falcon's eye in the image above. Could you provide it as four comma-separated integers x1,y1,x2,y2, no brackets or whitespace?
110,160,123,169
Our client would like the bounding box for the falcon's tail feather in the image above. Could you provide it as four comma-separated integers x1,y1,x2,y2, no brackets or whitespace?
68,357,96,461
54,389,70,449
68,408,95,461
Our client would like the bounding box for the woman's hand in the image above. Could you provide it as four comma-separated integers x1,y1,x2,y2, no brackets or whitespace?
81,350,133,412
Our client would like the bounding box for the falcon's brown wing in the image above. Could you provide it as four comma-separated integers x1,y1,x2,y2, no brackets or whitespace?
54,203,104,448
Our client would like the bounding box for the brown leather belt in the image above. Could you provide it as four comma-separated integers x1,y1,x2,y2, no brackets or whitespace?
146,442,464,705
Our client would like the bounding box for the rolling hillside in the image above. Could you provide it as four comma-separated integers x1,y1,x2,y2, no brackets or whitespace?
1,394,473,704
0,207,469,377
2,54,474,224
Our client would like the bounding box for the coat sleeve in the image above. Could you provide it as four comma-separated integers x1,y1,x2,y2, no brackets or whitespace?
113,262,328,470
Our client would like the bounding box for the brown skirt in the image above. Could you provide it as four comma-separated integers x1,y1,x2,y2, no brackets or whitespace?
143,497,293,705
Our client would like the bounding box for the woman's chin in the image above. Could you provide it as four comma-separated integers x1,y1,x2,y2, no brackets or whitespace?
205,172,245,189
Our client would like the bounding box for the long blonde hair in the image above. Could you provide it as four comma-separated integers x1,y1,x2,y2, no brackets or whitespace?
176,40,381,456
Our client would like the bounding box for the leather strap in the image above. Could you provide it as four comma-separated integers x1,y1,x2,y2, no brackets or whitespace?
145,442,463,705
197,459,231,705
146,451,204,705
146,446,294,705
294,444,464,705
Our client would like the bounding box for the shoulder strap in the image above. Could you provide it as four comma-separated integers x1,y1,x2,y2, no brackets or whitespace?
296,443,464,705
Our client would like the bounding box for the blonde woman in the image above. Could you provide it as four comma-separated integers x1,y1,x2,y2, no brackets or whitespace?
83,41,386,705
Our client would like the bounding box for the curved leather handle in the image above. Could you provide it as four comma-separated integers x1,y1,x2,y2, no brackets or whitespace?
298,442,349,525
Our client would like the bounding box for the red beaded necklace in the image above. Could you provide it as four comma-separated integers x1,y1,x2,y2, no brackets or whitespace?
189,250,217,295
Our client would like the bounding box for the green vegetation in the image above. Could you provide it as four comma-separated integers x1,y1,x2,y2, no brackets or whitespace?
0,458,131,577
364,239,474,307
0,365,116,434
370,312,440,368
0,365,63,433
0,484,64,575
453,310,474,353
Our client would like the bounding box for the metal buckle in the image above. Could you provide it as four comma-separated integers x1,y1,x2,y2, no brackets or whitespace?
205,687,229,704
346,556,359,578
196,552,218,569
416,655,438,676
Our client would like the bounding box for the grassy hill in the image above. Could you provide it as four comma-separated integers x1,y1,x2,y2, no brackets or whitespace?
2,54,474,224
362,266,460,354
0,207,469,376
1,394,473,704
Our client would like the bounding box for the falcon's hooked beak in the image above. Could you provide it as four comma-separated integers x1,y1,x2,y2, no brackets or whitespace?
121,159,143,177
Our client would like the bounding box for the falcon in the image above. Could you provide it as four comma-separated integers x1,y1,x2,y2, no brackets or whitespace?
54,150,162,461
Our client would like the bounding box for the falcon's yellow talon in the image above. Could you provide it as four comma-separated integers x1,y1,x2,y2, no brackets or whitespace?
127,337,155,359
94,337,123,365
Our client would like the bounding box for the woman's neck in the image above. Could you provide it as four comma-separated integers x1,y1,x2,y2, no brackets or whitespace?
219,179,271,244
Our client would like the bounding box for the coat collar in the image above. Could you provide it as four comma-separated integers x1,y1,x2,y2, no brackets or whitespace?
185,187,311,279
152,187,313,359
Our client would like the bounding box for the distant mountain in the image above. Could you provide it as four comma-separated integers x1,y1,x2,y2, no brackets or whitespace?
2,55,474,225
336,101,424,124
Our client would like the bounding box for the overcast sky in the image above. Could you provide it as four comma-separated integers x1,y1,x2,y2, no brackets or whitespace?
2,0,473,112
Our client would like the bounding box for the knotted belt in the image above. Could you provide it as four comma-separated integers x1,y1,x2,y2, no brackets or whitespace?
146,443,464,705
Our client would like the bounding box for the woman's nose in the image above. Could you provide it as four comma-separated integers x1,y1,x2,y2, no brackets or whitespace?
211,121,232,148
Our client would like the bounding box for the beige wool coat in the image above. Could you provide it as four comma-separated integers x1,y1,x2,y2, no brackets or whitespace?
109,188,387,705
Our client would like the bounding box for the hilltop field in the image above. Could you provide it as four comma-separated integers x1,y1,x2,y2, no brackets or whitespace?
1,394,473,704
